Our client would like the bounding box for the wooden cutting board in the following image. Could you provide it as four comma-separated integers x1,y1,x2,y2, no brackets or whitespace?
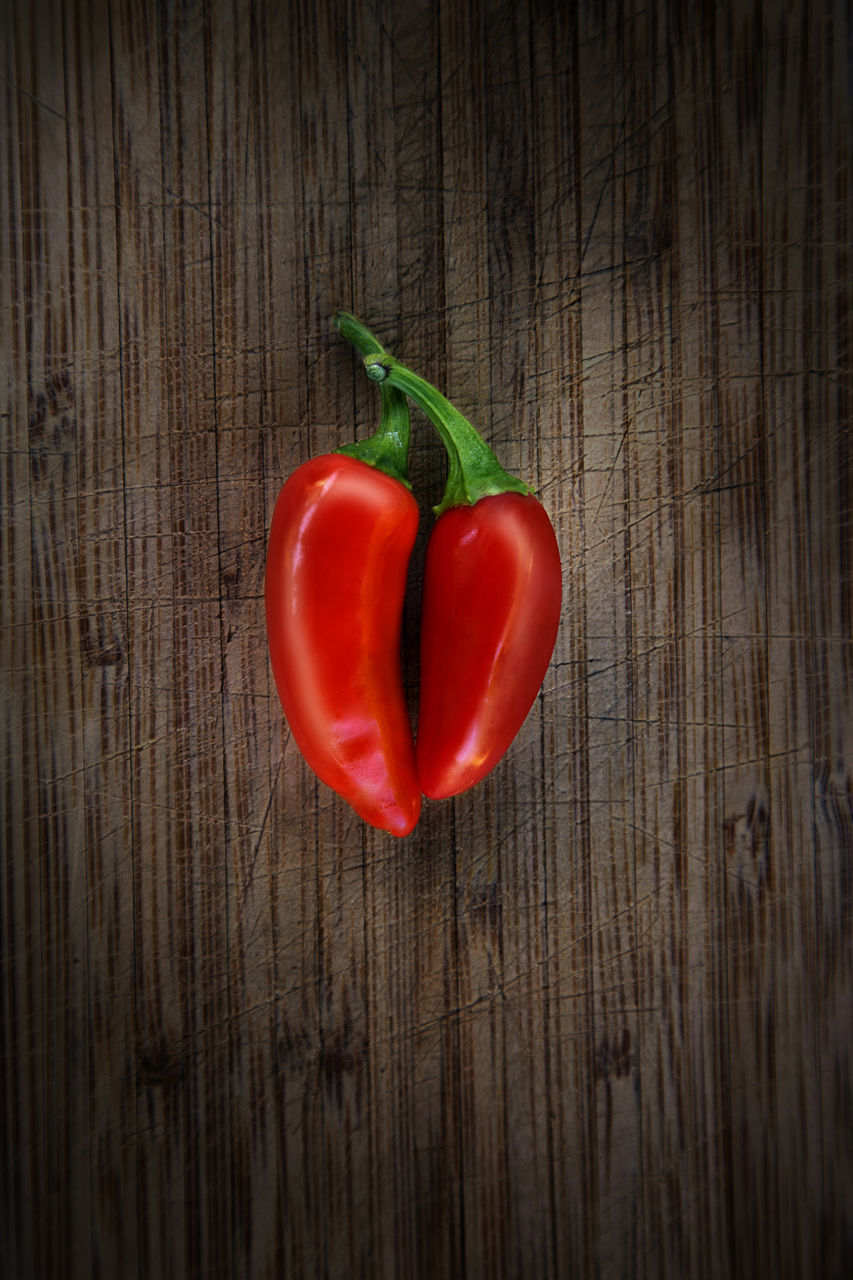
2,0,850,1276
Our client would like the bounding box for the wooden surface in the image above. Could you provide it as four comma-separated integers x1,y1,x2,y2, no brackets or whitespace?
2,0,851,1276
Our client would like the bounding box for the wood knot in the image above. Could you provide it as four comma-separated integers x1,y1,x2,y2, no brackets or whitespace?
138,1039,186,1090
594,1028,634,1082
82,619,125,669
724,790,770,901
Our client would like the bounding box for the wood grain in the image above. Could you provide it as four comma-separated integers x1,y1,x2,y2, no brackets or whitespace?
2,1,851,1277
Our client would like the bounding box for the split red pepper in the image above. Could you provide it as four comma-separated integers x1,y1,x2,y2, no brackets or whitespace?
264,316,421,836
265,312,561,832
362,351,562,800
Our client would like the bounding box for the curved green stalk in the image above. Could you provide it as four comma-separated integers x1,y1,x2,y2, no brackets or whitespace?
333,311,412,488
363,353,531,514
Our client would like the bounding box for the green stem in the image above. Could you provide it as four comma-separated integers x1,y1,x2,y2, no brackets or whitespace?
334,310,387,358
363,353,531,514
333,311,412,488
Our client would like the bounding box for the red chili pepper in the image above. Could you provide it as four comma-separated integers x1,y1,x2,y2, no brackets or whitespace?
364,352,562,800
265,317,421,836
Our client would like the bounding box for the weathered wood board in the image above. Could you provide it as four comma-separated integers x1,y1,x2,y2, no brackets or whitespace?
2,1,851,1276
